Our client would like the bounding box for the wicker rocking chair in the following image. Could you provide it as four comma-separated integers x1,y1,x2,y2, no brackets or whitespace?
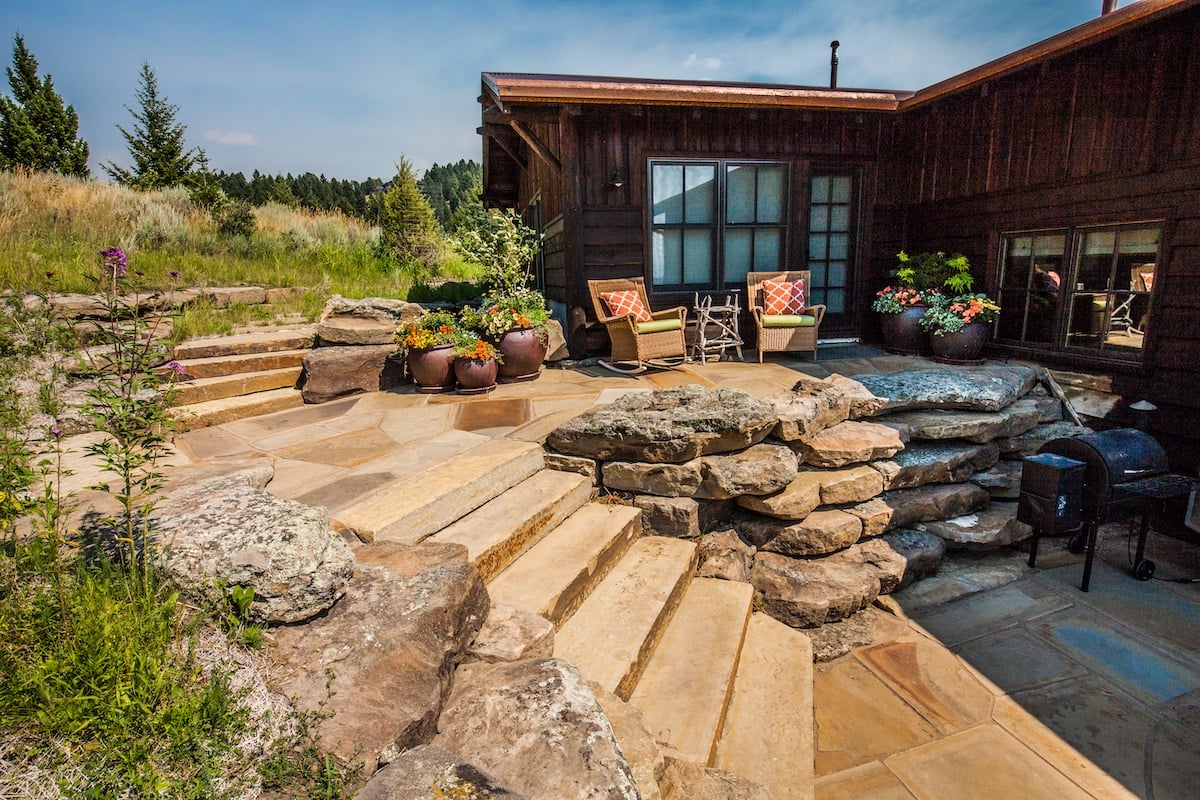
588,277,688,373
746,271,826,362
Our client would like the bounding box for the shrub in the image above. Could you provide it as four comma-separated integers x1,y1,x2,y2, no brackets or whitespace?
215,200,257,238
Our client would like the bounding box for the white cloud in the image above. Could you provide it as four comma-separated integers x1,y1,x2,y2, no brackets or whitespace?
204,130,260,147
684,52,722,71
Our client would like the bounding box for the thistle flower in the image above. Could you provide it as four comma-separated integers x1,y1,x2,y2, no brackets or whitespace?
99,247,128,277
165,360,186,378
169,270,181,279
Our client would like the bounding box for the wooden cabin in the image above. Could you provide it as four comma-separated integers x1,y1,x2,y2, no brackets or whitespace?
479,0,1200,464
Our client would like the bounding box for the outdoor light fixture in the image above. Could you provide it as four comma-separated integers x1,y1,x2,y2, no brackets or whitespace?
609,169,625,189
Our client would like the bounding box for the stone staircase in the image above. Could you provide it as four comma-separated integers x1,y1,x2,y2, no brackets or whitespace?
169,327,313,427
405,454,816,799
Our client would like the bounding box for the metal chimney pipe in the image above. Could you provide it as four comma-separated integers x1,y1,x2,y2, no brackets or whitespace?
830,40,840,89
1102,0,1118,14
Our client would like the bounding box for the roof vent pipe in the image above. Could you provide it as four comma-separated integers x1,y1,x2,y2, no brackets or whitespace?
1102,0,1118,14
830,40,840,89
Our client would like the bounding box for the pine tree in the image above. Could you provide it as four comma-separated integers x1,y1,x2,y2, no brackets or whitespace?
0,34,89,177
104,62,206,189
380,157,442,269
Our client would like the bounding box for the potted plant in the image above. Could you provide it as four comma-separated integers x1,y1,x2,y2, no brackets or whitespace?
397,310,460,393
454,209,549,382
919,293,1001,362
451,334,501,394
873,251,975,354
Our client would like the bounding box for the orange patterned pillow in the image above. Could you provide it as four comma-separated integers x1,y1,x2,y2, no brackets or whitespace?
600,289,652,323
762,279,806,315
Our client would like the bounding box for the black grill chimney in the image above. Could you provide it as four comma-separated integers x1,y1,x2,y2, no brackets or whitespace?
1102,0,1118,14
830,40,840,89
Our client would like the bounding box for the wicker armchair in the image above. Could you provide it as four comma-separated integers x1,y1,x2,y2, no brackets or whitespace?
588,277,688,373
746,271,826,362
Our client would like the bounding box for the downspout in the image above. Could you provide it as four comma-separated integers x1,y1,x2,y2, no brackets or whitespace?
1102,0,1118,14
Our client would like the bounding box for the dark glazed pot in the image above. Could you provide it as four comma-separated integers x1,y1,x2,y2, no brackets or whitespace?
406,344,455,393
454,357,498,395
496,326,548,383
930,322,990,362
879,306,929,355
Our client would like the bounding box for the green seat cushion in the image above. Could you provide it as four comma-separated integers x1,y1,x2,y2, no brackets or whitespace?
637,318,683,334
763,314,816,328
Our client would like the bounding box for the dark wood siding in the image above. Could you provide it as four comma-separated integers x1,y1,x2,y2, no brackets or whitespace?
872,6,1200,461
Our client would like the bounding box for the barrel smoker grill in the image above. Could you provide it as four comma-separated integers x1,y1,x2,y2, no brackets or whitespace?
1020,428,1195,591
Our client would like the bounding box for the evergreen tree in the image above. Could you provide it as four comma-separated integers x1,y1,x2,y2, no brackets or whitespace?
419,159,481,229
0,34,89,177
380,157,442,269
104,62,206,189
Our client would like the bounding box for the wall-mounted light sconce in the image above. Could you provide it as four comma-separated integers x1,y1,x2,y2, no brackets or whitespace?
609,169,625,189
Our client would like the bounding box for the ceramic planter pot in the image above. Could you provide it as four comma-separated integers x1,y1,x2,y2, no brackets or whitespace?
879,306,929,355
406,344,456,393
496,326,547,383
454,356,498,395
930,321,990,362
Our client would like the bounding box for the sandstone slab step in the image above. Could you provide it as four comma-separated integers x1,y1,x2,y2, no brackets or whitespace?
714,613,815,800
426,469,594,581
335,439,544,544
171,387,304,428
630,577,754,766
486,502,641,626
172,327,315,360
553,536,698,700
173,348,309,379
173,367,302,405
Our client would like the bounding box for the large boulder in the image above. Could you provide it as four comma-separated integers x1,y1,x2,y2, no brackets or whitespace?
316,294,424,346
697,443,798,499
301,344,404,403
270,542,489,770
996,420,1092,457
858,529,947,593
355,745,526,800
750,549,881,628
795,420,905,468
918,501,1033,549
736,470,823,521
879,398,1042,444
970,460,1023,498
852,365,1038,412
603,460,702,497
697,529,756,583
747,509,864,557
878,483,992,532
155,471,353,624
434,658,640,800
466,604,555,664
633,495,732,539
763,375,850,442
547,386,778,463
871,441,1000,490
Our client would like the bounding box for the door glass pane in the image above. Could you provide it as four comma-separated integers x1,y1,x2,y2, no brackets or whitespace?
726,166,754,224
757,167,784,223
830,175,852,203
808,263,827,285
828,233,848,260
1003,237,1032,290
810,205,829,232
652,229,681,284
828,261,847,287
753,230,781,270
829,204,850,232
826,288,846,314
809,234,828,260
683,229,713,284
997,289,1027,340
1077,231,1115,291
652,164,682,224
724,229,751,284
685,165,715,224
810,176,830,204
1118,228,1160,255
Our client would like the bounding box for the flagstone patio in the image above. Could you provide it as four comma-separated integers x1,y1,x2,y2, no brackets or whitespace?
60,345,1200,798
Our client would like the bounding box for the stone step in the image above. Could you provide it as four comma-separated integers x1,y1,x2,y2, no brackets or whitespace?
426,469,594,581
334,438,544,544
629,577,754,766
173,367,302,405
170,387,304,429
172,348,309,379
713,613,815,800
553,536,698,700
172,327,315,360
486,503,642,626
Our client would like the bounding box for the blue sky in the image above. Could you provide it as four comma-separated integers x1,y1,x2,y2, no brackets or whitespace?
3,0,1110,180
